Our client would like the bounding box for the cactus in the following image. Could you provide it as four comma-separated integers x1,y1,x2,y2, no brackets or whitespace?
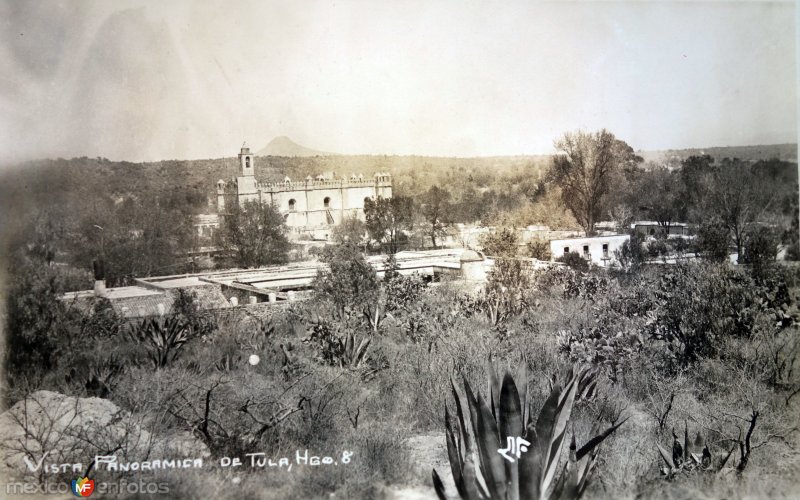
237,320,275,353
433,364,626,499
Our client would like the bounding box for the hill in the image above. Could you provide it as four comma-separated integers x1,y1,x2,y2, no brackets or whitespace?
256,137,334,157
638,143,797,165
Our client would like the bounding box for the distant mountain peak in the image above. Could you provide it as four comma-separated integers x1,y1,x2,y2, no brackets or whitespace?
256,137,333,157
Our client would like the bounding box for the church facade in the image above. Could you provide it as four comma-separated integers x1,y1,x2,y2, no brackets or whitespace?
215,146,392,236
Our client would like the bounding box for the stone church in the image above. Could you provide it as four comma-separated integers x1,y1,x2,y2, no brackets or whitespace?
215,145,392,237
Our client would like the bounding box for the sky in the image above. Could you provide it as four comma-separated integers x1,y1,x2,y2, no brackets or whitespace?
0,0,796,163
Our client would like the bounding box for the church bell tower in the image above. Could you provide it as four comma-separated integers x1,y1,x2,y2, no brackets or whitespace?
239,143,254,177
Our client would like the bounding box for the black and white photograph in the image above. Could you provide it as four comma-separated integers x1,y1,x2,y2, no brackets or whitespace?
0,1,798,498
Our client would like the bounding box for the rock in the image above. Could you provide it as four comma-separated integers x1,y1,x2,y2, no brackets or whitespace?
0,391,208,479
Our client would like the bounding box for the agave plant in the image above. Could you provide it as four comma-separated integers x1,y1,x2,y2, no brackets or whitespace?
302,316,372,369
340,330,371,369
657,420,736,477
432,364,626,500
127,315,195,369
363,301,387,333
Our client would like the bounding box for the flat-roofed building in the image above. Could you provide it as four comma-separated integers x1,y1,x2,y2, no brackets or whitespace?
549,234,630,267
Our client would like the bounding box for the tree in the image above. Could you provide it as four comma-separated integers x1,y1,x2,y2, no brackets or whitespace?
330,215,368,249
527,239,552,261
363,196,414,254
741,225,780,280
419,186,451,248
702,159,774,260
218,201,290,268
696,217,730,263
614,233,645,273
451,186,486,223
635,167,687,229
65,192,197,286
483,228,531,293
550,129,641,235
313,242,380,318
680,155,717,218
480,227,518,257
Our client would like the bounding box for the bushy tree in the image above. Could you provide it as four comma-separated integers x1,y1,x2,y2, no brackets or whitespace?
479,227,518,257
313,242,380,318
218,201,290,268
697,217,730,263
6,257,70,377
635,167,687,229
741,225,780,280
615,233,645,273
363,195,414,254
679,154,717,218
550,129,642,235
330,215,368,248
482,229,531,298
705,159,774,259
527,239,552,260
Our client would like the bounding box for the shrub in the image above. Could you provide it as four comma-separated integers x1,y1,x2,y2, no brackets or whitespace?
643,263,793,366
384,270,427,313
527,239,552,261
556,251,589,272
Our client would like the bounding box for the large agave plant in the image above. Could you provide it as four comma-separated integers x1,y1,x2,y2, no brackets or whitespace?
432,364,626,500
127,315,194,369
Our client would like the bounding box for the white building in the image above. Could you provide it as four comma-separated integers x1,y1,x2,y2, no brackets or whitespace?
550,234,630,267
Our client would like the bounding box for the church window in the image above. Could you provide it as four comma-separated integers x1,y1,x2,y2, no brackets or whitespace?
245,156,251,169
288,199,296,211
324,197,331,208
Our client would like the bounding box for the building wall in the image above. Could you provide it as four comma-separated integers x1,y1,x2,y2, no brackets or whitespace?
550,235,630,267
